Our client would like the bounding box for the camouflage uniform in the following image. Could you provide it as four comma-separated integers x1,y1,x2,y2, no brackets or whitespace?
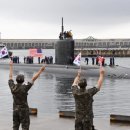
72,85,99,130
8,79,33,130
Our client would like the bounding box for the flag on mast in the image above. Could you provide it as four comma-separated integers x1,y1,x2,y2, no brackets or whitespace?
0,46,9,58
73,52,81,66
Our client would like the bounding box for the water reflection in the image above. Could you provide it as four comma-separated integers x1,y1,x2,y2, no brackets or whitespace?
55,76,75,111
0,67,130,119
44,73,54,80
93,78,130,117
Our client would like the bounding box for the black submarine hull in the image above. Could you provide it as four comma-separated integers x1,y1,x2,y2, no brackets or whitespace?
0,63,130,79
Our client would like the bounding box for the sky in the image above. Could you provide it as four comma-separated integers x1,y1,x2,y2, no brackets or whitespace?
0,0,130,39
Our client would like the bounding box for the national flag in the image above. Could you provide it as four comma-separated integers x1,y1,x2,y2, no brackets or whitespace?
29,48,43,57
73,52,81,66
0,46,9,58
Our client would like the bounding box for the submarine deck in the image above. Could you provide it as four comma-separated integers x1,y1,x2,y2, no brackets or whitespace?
0,62,130,79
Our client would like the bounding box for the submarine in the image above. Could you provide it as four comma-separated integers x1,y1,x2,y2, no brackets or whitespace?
0,18,130,79
0,62,130,79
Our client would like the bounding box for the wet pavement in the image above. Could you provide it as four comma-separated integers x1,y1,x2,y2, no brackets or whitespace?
0,114,130,130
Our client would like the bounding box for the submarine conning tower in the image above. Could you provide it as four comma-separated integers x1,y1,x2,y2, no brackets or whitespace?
55,17,75,65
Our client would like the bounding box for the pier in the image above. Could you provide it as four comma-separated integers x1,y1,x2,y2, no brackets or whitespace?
0,114,129,130
1,36,130,57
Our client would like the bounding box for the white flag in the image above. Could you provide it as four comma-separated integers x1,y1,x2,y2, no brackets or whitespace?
73,52,81,66
0,46,9,58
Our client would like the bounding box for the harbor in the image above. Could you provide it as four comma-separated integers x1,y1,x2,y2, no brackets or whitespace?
1,35,130,129
1,0,130,129
0,53,130,129
0,48,130,130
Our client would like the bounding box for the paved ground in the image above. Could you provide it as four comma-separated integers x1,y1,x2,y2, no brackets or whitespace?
0,114,130,130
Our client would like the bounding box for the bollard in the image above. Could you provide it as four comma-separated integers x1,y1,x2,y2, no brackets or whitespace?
110,114,130,123
59,111,75,118
29,108,37,115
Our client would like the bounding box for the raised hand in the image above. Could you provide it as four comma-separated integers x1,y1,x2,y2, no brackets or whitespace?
40,65,46,72
9,60,13,66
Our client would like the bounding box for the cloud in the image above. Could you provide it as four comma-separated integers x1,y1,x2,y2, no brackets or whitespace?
0,0,130,38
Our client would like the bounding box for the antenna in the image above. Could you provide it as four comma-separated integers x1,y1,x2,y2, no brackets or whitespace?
61,17,64,35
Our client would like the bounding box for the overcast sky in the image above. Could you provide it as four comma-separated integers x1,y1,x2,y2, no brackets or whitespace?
0,0,130,39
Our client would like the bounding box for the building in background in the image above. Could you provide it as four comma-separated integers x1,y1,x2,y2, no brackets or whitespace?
1,36,130,57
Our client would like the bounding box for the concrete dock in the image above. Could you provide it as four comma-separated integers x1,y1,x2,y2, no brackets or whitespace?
0,114,130,130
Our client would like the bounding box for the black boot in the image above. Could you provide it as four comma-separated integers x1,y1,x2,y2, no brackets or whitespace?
92,125,97,130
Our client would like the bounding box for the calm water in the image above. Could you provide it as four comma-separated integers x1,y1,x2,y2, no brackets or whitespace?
0,49,130,120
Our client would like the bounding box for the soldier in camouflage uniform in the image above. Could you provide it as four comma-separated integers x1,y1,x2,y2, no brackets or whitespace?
8,61,45,130
72,67,105,130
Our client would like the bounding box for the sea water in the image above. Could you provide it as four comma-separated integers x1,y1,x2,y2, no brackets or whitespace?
0,49,130,120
